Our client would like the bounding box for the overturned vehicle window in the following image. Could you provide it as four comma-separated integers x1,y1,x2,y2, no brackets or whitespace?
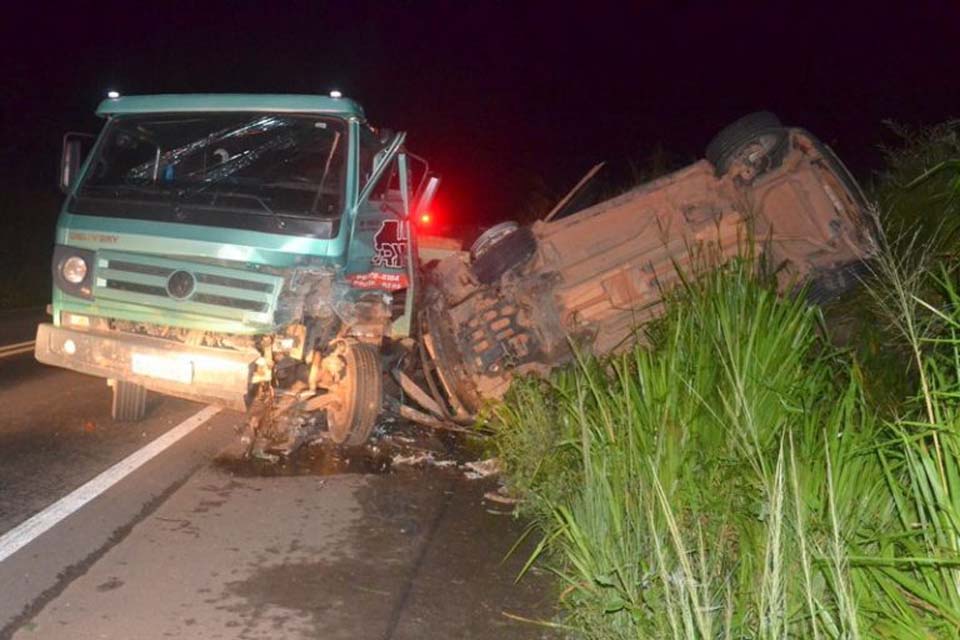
77,113,347,219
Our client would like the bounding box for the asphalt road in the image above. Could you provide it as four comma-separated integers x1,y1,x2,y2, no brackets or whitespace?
0,309,556,639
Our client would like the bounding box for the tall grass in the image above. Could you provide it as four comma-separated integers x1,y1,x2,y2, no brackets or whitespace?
849,265,960,637
875,120,960,256
493,256,960,638
494,262,888,637
492,122,960,637
821,122,960,411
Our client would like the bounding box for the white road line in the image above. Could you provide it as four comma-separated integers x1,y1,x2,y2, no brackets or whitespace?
0,405,222,564
0,343,35,359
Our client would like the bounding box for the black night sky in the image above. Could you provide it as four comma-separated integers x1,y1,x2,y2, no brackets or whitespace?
3,1,960,228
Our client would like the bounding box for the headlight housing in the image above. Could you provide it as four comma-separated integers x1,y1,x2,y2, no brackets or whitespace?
61,256,88,284
52,245,96,299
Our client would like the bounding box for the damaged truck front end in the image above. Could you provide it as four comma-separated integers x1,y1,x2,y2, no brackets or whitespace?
37,94,437,452
417,112,877,418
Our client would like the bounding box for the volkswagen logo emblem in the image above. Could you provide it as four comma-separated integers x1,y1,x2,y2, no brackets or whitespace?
166,270,196,299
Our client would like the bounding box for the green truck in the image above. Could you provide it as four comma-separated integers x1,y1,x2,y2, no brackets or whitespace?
36,93,439,451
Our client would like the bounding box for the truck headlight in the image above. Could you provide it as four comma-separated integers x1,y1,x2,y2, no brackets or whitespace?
62,256,88,284
52,245,96,300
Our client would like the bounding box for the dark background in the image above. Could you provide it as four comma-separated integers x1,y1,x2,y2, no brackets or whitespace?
2,0,959,231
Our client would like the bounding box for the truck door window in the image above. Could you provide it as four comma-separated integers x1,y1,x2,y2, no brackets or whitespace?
359,136,406,212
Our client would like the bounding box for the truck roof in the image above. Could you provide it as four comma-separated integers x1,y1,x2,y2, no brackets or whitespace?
96,94,365,119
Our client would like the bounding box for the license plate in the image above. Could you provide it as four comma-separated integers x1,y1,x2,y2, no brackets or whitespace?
131,353,194,384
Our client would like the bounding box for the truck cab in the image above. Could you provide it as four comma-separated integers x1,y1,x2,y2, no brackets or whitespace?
36,94,437,449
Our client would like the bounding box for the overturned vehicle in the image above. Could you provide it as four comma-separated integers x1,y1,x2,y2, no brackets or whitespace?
416,112,876,421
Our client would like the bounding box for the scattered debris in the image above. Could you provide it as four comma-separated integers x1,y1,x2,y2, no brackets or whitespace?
463,458,501,480
391,451,437,467
394,402,478,436
483,488,520,505
220,411,494,483
390,449,460,470
484,489,520,514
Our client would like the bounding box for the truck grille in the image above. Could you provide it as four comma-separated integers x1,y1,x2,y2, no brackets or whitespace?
93,251,282,322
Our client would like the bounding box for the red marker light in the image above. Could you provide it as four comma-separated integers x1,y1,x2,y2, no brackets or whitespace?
419,212,432,225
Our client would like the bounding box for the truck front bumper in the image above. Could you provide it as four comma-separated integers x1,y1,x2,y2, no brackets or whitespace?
35,323,256,411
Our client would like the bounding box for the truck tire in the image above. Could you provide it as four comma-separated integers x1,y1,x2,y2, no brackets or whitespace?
111,380,147,421
326,342,382,446
706,111,788,178
471,226,537,285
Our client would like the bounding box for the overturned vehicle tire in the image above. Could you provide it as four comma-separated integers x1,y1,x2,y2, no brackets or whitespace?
470,223,537,285
706,110,788,179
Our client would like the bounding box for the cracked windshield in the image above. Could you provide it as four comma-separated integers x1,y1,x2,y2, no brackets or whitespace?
79,113,346,218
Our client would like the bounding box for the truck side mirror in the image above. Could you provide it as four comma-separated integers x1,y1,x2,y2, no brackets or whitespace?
60,132,95,193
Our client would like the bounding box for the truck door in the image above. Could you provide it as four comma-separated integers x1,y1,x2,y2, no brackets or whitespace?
346,131,416,336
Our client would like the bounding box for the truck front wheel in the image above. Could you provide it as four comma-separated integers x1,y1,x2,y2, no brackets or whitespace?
110,379,147,422
326,342,382,446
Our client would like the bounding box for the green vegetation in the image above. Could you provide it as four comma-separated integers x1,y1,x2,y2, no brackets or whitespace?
875,120,960,256
492,124,960,638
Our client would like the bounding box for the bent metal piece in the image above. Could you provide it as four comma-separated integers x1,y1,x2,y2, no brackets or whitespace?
418,127,876,418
